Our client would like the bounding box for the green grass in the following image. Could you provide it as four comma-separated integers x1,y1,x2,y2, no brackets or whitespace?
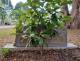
0,28,16,37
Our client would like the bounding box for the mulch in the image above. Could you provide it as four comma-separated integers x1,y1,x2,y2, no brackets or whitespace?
0,48,80,61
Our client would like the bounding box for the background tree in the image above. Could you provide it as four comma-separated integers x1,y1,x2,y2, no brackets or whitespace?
1,0,13,9
0,7,6,25
70,0,80,29
60,0,72,28
15,2,24,9
0,0,13,25
60,0,72,16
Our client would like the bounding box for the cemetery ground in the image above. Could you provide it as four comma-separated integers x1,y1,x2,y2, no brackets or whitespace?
0,27,80,61
0,27,15,47
0,48,80,61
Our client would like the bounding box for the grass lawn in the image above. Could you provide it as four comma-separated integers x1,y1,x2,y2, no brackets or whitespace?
0,28,16,47
0,28,16,37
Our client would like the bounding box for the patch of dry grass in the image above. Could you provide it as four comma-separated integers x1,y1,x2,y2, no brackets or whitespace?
0,28,16,47
67,29,80,46
0,28,16,37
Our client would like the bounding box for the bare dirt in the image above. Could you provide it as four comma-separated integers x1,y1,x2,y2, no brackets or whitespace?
0,35,15,47
0,48,80,61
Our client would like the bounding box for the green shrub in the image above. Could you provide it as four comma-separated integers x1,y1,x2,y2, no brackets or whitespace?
1,48,11,57
11,0,70,47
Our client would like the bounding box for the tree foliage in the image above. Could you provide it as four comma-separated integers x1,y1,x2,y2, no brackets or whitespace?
0,0,13,25
0,7,6,24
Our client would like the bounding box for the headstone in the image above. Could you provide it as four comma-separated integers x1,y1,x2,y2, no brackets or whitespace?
14,24,28,47
14,26,67,47
46,28,67,47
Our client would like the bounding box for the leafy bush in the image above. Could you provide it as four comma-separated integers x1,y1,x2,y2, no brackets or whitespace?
11,0,69,47
1,48,11,57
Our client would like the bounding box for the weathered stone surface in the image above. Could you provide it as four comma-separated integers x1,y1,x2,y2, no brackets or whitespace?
47,28,67,47
14,27,67,47
14,34,27,47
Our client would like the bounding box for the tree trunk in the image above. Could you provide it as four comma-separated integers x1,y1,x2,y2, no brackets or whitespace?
61,5,69,16
1,19,4,25
70,0,80,29
61,4,70,29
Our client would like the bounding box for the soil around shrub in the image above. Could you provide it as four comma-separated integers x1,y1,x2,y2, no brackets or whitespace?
0,48,80,61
